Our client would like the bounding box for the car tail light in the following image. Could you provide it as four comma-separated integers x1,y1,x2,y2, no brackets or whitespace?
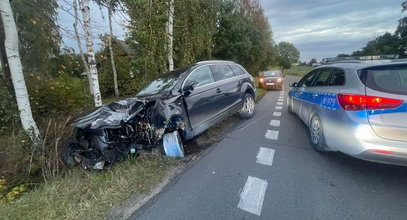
337,94,403,111
259,78,264,83
277,77,282,83
369,149,393,155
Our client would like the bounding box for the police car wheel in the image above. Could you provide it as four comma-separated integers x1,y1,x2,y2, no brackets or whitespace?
287,96,294,114
309,115,329,152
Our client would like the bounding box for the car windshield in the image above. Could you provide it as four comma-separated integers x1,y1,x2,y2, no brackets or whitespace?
137,67,189,96
263,71,281,77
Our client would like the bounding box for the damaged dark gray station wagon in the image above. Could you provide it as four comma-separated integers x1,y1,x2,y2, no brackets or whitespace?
62,61,256,169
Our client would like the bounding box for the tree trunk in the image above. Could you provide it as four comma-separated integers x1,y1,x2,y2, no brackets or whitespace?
108,0,119,98
73,0,93,95
0,12,13,93
80,0,102,107
0,0,41,143
166,0,174,71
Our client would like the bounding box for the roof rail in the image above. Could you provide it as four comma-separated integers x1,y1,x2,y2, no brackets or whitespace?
196,60,235,64
321,55,400,64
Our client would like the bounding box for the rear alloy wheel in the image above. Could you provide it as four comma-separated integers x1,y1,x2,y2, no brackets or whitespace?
309,115,329,152
239,93,255,119
162,130,185,157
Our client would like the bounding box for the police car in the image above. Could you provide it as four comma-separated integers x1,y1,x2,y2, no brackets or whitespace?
288,57,407,166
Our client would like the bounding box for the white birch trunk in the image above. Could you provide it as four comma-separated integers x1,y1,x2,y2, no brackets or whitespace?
166,0,174,71
73,0,93,95
80,0,102,107
0,0,41,142
108,0,119,97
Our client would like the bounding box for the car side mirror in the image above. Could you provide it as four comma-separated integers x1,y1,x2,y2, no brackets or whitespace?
289,82,298,87
182,81,198,96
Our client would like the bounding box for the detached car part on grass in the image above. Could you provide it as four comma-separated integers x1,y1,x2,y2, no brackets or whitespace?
62,98,186,170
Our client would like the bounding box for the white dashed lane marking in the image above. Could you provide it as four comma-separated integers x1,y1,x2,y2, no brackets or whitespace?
270,119,280,127
237,176,268,216
276,102,283,106
265,130,279,140
278,99,284,102
256,147,275,166
273,112,282,117
275,106,283,110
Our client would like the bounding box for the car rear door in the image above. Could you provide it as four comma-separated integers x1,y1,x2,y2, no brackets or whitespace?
210,64,241,114
360,64,407,142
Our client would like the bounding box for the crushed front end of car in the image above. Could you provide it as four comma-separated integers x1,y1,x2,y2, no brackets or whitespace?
61,97,186,170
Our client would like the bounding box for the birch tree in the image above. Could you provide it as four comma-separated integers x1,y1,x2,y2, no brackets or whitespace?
73,0,93,95
0,0,41,142
107,0,119,97
80,0,103,107
166,0,174,71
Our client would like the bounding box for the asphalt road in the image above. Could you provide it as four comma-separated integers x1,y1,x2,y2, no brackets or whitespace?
131,76,407,220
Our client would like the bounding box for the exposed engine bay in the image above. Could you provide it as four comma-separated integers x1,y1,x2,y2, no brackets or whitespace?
62,98,186,170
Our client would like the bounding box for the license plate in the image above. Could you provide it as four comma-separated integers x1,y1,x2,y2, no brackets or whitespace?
266,83,275,85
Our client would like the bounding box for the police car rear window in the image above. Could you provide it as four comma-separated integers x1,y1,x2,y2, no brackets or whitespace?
359,65,407,95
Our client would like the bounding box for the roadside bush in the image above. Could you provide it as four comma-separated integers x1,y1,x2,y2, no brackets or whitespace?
0,87,18,133
121,77,150,96
1,116,73,200
27,75,92,118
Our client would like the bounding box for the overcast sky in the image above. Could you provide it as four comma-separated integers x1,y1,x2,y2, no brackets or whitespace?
59,1,405,62
260,0,405,62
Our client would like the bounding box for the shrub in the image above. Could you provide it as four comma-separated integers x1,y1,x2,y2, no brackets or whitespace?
0,87,18,133
27,75,93,118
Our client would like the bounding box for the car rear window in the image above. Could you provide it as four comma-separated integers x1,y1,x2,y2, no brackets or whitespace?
359,65,407,95
230,65,246,76
210,64,235,81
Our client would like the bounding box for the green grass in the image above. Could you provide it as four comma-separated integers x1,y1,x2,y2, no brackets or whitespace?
285,65,314,77
0,155,178,220
253,77,267,103
255,87,267,103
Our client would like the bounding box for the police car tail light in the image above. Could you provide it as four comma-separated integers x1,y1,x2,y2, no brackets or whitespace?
338,94,403,111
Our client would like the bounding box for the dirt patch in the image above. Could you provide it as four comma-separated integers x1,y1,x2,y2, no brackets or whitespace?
184,115,241,155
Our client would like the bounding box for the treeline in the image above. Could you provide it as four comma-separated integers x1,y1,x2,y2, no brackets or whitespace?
123,0,275,86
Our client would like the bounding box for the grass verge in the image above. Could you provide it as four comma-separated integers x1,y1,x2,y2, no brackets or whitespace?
285,65,314,77
253,77,267,103
0,154,178,220
255,87,267,103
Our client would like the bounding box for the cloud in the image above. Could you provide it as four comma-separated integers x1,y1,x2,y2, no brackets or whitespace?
260,0,404,61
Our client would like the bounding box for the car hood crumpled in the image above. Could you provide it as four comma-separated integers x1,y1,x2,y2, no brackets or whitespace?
70,98,146,130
